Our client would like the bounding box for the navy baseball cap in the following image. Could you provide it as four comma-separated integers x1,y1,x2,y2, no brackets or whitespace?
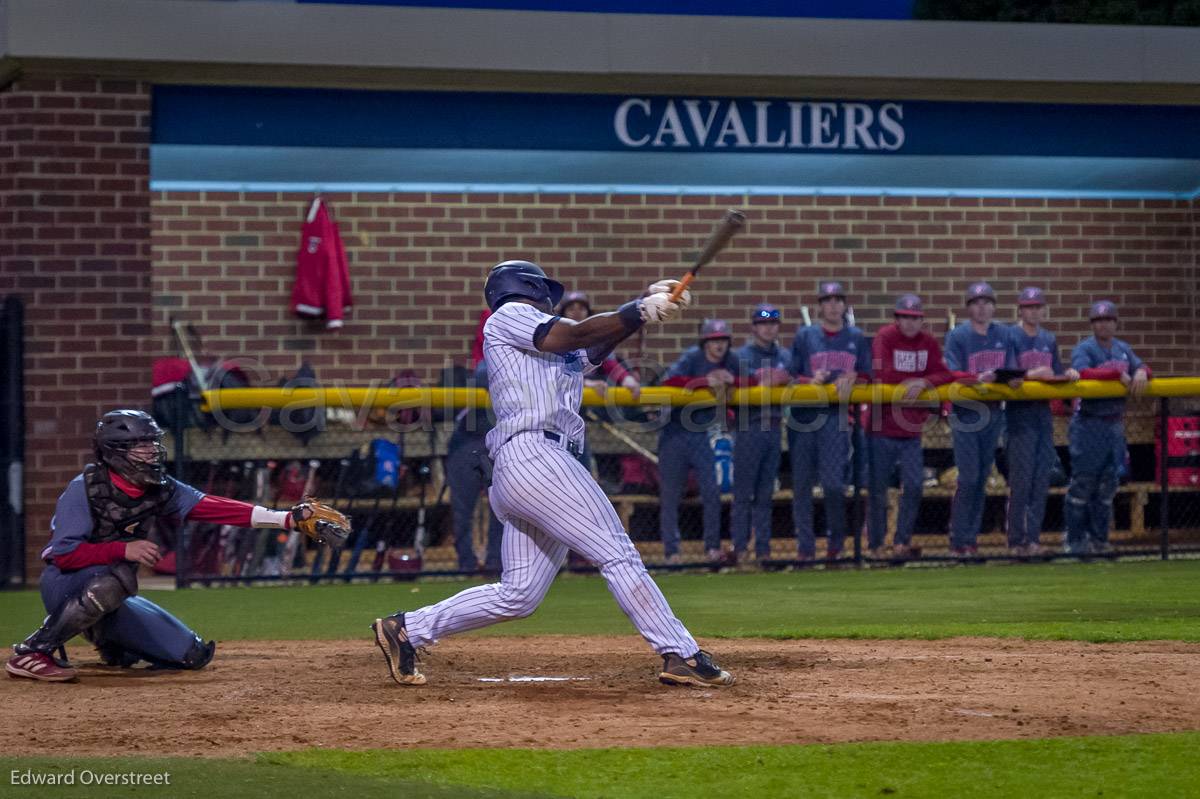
818,281,846,301
1018,286,1046,307
894,294,924,318
700,318,732,340
1089,300,1118,321
751,303,781,323
965,281,996,305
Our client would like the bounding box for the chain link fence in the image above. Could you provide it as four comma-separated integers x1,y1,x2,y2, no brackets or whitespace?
158,387,1200,586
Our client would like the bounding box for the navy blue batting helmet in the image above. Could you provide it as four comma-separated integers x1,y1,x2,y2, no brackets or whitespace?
484,260,565,312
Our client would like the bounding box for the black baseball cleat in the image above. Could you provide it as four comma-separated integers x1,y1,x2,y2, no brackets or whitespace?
371,613,426,686
658,650,735,687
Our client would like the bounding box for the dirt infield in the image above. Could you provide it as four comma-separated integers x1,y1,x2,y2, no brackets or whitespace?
7,636,1200,756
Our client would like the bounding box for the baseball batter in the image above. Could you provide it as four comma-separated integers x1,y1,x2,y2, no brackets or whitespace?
372,261,734,688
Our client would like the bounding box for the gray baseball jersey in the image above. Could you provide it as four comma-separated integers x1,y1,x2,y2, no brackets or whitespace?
403,300,698,657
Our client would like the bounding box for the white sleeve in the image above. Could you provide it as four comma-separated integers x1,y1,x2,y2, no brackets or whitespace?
484,302,557,351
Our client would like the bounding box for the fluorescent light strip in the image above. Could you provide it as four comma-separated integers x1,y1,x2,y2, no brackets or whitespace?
150,180,1194,199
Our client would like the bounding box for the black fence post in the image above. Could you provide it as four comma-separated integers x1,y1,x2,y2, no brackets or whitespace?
0,296,26,589
852,414,864,567
1159,396,1170,561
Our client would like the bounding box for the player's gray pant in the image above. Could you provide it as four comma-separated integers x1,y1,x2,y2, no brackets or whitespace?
404,432,699,657
867,434,924,550
1006,402,1055,548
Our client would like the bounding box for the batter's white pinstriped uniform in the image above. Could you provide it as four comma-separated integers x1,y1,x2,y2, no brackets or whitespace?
403,302,699,656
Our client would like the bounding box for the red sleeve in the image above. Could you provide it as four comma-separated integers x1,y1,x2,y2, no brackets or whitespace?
470,310,489,367
602,357,631,384
52,541,127,571
322,208,350,329
661,375,708,389
923,340,956,387
731,375,754,388
1079,367,1123,380
186,494,256,526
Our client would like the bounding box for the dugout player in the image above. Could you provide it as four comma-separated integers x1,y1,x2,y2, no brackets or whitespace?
866,295,955,559
371,261,734,688
1065,300,1149,555
731,304,791,566
6,410,319,682
445,360,504,573
943,282,1019,557
789,281,870,561
1006,287,1079,557
558,290,643,401
659,319,746,564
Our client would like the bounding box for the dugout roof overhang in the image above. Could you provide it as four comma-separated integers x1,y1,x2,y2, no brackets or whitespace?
7,0,1200,198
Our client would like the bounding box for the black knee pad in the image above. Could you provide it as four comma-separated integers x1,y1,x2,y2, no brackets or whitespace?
79,566,136,617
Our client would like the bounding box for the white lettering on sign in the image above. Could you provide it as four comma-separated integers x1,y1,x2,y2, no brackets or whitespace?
614,98,906,151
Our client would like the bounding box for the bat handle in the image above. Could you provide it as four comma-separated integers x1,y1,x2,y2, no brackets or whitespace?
669,273,696,303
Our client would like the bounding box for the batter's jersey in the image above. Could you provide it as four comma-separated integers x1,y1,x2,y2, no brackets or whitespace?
1071,336,1145,418
482,301,603,458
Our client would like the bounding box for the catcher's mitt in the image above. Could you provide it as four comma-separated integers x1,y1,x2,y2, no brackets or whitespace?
291,496,351,549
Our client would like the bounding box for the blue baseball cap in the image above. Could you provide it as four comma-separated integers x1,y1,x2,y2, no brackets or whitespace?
965,281,996,305
700,318,732,340
751,303,781,323
894,294,924,318
1018,286,1046,307
818,281,846,301
1089,300,1118,321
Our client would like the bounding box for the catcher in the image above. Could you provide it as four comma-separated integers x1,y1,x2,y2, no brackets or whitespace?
5,409,349,682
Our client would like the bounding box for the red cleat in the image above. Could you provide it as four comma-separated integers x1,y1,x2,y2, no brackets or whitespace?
6,652,78,682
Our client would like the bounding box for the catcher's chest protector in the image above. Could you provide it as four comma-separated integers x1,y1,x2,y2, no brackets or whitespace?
84,463,176,543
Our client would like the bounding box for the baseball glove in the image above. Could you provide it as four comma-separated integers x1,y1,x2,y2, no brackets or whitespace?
291,496,351,549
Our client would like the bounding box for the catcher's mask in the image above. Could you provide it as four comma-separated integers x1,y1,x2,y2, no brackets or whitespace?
94,409,169,489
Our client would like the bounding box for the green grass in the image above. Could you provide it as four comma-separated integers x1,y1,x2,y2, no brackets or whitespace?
3,560,1200,644
4,732,1199,798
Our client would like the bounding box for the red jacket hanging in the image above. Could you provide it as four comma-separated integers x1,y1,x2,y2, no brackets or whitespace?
291,197,352,329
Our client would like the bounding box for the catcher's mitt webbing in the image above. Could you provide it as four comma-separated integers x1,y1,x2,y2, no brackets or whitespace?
291,496,351,548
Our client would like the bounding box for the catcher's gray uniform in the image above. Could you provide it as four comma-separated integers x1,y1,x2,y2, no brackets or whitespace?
403,301,699,656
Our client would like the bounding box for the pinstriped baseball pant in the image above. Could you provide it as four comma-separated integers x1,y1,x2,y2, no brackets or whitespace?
403,432,699,657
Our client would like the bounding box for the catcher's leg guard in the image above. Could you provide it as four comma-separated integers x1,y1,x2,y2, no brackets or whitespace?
88,595,215,670
15,563,136,656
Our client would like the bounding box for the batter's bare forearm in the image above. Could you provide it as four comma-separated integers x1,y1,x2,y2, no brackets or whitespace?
538,303,642,354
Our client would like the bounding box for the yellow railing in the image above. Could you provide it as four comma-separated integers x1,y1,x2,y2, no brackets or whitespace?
199,377,1200,412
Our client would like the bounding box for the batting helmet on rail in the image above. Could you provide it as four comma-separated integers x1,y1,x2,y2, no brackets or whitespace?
484,260,565,312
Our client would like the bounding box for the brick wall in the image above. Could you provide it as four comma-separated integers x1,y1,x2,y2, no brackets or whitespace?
152,192,1198,385
2,72,1197,580
0,77,152,578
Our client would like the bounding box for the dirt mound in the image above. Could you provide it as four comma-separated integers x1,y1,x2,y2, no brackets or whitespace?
7,636,1199,756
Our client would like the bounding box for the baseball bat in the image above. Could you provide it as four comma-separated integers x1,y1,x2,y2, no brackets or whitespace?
170,318,210,393
584,410,659,465
801,306,812,327
668,209,746,302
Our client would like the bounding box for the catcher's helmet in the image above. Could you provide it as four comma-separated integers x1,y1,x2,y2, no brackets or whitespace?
94,409,168,488
484,260,565,312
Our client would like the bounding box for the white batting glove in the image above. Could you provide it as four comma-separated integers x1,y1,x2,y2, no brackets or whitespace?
647,280,692,308
640,294,681,323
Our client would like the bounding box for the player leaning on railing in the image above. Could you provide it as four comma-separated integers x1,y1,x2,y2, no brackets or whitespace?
6,410,349,683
